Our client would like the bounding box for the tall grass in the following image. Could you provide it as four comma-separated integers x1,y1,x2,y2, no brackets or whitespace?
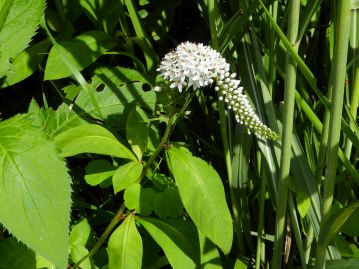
203,0,359,268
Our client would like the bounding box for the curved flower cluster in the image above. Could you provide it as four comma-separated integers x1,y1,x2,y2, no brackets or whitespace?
156,42,279,140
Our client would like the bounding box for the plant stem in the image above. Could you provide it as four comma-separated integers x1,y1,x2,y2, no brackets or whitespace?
272,1,301,268
316,2,351,268
73,204,126,269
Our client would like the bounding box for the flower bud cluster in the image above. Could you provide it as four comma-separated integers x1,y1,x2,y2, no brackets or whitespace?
157,42,279,140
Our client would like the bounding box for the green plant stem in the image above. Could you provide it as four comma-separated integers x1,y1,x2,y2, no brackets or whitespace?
73,204,126,269
344,10,359,159
255,170,267,269
272,1,300,268
316,2,351,268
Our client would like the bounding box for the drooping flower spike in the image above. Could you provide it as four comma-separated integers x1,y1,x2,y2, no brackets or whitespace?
156,42,279,140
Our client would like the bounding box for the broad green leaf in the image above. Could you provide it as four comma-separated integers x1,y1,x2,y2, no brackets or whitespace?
167,147,233,254
79,0,123,33
198,231,222,269
71,245,92,269
234,259,248,269
108,214,142,269
44,31,116,80
0,115,71,268
0,0,45,77
75,66,156,127
1,39,51,87
126,106,149,160
153,188,183,219
112,161,143,194
28,99,86,138
318,201,359,249
138,217,200,269
69,219,92,269
0,237,35,269
0,0,14,31
69,218,91,246
85,160,117,186
296,191,310,218
124,183,156,216
54,124,137,161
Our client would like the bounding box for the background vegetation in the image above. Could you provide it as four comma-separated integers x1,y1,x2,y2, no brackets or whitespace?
0,0,359,268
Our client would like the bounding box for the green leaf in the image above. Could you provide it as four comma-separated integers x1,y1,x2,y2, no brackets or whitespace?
0,237,35,269
0,0,45,78
124,183,156,216
296,191,310,218
69,219,92,269
70,218,91,246
79,0,123,33
75,66,156,127
137,217,200,269
319,201,359,249
1,39,51,87
153,188,183,219
108,214,143,269
71,244,92,269
44,31,116,80
112,161,143,194
85,160,117,186
198,231,222,269
28,99,86,138
342,207,359,236
54,124,137,161
0,0,14,31
167,147,233,254
0,114,71,268
126,106,149,160
326,258,359,268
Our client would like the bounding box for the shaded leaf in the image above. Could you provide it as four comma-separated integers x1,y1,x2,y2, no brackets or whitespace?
153,188,183,219
1,39,51,88
44,31,116,80
0,237,36,269
138,217,200,269
79,0,123,33
54,124,137,161
85,160,117,186
124,183,156,216
167,147,233,254
126,106,149,160
75,66,156,127
112,161,143,194
0,115,71,268
108,214,142,269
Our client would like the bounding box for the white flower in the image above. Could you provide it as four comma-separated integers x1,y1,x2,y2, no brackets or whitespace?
157,42,279,140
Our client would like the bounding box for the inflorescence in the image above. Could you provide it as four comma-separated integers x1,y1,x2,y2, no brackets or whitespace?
156,41,279,140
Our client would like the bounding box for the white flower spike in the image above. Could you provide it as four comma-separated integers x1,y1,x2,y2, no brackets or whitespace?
157,42,279,140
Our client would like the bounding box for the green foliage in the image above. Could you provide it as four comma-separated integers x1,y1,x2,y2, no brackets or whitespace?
1,0,359,268
44,31,116,80
0,0,45,78
54,123,137,160
0,115,71,268
167,147,233,254
108,214,143,269
113,161,143,194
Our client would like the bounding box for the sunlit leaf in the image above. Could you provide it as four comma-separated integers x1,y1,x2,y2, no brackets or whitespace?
54,124,137,161
167,147,233,254
108,214,142,269
0,115,71,268
112,161,143,194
